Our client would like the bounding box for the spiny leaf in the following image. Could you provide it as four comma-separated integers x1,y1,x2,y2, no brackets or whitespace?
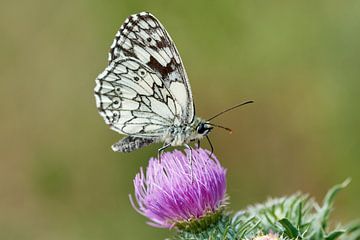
325,230,345,240
320,178,351,229
279,218,300,238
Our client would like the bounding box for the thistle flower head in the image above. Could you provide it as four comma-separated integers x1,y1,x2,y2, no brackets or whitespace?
130,148,227,229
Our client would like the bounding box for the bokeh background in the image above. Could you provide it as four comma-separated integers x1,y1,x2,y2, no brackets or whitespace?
1,0,359,239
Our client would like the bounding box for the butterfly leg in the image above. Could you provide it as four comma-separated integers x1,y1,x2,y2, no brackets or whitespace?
184,144,194,182
195,140,201,148
206,135,214,159
158,143,171,163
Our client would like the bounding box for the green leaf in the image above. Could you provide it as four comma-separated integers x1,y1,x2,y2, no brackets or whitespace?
324,230,345,240
297,201,303,227
279,218,300,238
320,178,351,230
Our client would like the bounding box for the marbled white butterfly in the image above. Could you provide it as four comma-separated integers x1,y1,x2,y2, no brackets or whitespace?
94,12,252,155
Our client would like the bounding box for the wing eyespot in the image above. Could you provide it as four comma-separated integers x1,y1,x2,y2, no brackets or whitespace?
115,87,121,94
138,69,147,76
112,97,121,108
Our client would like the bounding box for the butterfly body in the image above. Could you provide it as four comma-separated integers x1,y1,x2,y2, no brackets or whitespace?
111,117,212,152
162,117,213,146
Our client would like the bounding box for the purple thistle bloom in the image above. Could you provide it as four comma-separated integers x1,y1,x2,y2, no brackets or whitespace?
130,148,227,228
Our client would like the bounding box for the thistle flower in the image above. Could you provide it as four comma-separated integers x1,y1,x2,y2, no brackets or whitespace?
130,148,227,229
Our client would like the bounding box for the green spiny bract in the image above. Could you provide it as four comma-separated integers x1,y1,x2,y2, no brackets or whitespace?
172,179,359,240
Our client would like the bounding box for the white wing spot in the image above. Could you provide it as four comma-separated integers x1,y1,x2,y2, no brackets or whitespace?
147,19,156,28
138,20,149,29
113,64,127,74
158,49,171,64
104,73,118,82
123,60,140,70
134,45,151,63
122,38,132,50
95,95,101,108
133,25,139,32
164,47,172,57
128,32,136,39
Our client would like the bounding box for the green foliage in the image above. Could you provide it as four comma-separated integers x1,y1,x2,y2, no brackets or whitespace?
173,179,359,240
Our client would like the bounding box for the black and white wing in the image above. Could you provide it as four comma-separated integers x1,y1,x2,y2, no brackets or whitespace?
95,57,183,139
108,12,195,123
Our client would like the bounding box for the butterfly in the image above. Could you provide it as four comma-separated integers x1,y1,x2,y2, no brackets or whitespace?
94,12,252,156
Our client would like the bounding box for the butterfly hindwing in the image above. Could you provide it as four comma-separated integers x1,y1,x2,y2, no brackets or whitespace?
95,57,183,138
108,12,195,124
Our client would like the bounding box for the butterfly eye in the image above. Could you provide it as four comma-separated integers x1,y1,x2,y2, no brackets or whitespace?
197,124,206,134
146,37,152,42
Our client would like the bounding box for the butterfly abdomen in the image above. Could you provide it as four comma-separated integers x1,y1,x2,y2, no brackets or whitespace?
112,136,157,152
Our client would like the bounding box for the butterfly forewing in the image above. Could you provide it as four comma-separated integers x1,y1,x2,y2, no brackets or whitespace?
108,12,195,123
95,57,182,138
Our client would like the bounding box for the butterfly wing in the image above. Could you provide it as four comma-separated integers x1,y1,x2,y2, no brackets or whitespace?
95,57,182,139
108,12,195,124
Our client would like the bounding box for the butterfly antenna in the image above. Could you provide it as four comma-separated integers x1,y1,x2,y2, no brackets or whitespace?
207,100,254,121
208,123,233,134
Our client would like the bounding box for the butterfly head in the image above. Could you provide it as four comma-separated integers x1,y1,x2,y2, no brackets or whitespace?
191,117,233,141
195,121,213,137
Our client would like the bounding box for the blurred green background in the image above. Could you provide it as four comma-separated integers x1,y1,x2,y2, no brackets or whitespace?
1,0,359,239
